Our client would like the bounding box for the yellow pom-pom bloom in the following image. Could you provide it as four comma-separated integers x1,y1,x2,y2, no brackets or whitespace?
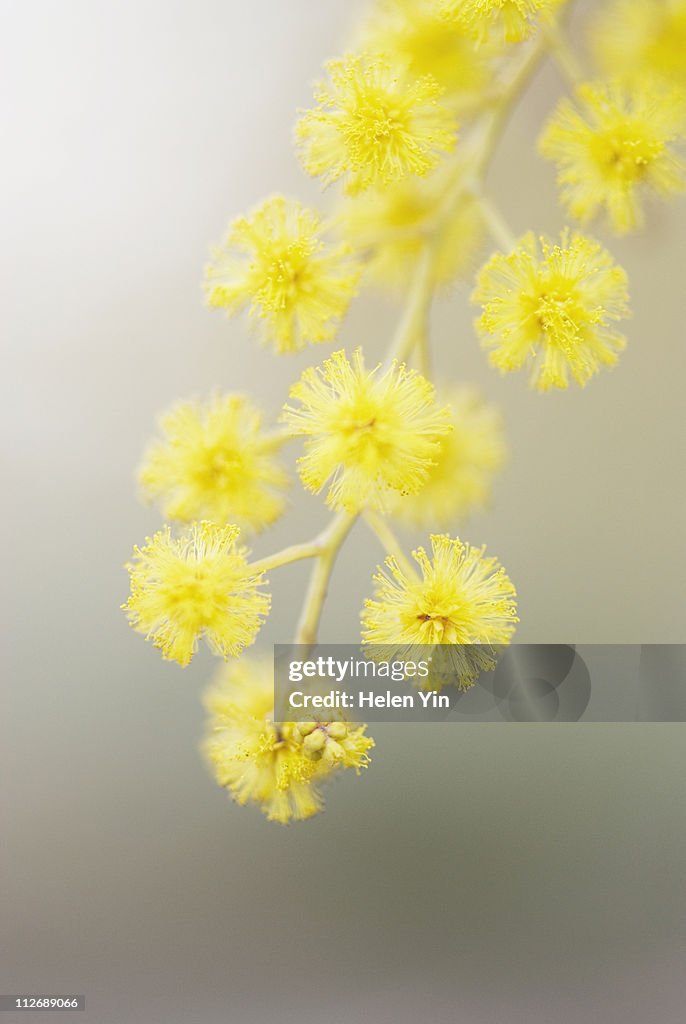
203,655,374,824
295,53,457,196
282,348,452,512
362,0,490,111
138,395,288,535
391,389,506,527
444,0,555,44
591,0,686,90
338,169,485,290
123,522,269,666
539,80,686,235
361,534,518,689
473,231,630,391
204,196,360,353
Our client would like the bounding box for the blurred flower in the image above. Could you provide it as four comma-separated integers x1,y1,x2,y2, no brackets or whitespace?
443,0,555,44
473,231,630,391
123,522,269,666
139,395,288,534
204,196,360,353
203,655,373,824
338,168,485,290
590,0,686,90
361,0,491,111
296,52,457,195
282,348,452,512
539,79,686,234
361,534,518,689
391,388,506,526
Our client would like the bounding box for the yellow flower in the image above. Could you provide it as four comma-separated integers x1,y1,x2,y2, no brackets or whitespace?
295,53,457,196
282,348,452,512
391,388,506,526
472,231,630,391
202,655,374,824
591,0,686,90
361,534,518,689
138,395,288,535
443,0,555,44
338,168,485,290
123,522,269,666
361,0,490,111
204,196,360,353
539,80,686,235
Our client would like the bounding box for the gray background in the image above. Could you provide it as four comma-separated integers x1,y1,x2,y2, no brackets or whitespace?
2,1,685,1021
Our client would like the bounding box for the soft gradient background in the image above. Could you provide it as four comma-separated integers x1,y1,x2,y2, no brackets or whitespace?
2,1,686,1021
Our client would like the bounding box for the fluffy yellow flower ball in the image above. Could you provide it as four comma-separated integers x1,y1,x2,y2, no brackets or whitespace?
282,348,452,512
296,52,458,195
390,388,506,527
472,230,631,391
539,80,686,235
591,0,686,90
204,196,360,353
138,395,288,534
338,168,486,291
362,534,518,689
203,655,374,824
123,522,269,666
361,0,491,111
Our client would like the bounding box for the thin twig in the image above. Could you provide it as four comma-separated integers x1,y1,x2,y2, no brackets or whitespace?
251,539,323,575
294,511,357,646
475,192,518,251
364,510,417,579
542,18,586,90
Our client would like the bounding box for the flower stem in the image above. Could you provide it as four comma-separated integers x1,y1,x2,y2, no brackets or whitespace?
542,18,586,90
294,511,357,646
364,510,417,579
472,33,549,180
475,192,518,251
383,32,551,373
251,539,323,575
385,241,436,368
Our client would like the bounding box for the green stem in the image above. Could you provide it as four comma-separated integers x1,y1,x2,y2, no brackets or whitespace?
251,540,323,575
364,511,417,579
385,241,436,368
294,511,357,646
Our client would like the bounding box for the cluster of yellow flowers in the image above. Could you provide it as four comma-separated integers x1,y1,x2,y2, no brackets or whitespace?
122,0,685,823
203,656,373,823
